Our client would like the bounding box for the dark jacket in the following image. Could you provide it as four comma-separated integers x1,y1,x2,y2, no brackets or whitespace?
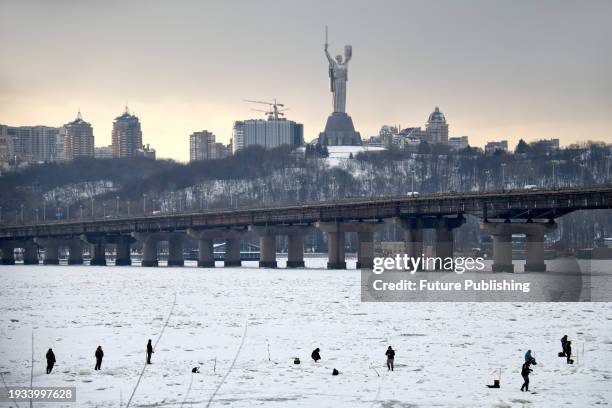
385,349,395,359
521,362,532,377
311,349,321,361
561,335,568,350
46,350,56,363
147,342,153,353
565,344,572,357
95,348,104,359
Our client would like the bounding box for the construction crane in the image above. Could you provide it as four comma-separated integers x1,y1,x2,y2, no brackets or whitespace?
244,98,289,120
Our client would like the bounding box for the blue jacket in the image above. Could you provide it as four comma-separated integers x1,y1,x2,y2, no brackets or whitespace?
524,351,534,363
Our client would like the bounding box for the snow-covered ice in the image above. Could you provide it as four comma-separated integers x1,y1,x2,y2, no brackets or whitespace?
1,259,611,407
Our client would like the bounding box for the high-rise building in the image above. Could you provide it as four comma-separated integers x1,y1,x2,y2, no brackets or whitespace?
426,107,449,144
0,125,62,164
0,125,14,165
63,111,94,161
189,130,216,162
111,106,142,158
232,118,303,153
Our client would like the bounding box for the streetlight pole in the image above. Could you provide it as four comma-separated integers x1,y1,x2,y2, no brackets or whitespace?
43,204,46,221
91,197,95,219
66,205,70,220
127,201,130,216
20,204,24,224
116,196,120,217
501,163,506,191
143,194,147,214
103,203,106,218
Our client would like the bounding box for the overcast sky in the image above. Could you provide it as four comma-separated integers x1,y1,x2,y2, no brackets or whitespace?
1,0,611,161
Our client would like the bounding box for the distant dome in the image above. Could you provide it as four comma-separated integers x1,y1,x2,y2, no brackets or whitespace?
428,107,446,123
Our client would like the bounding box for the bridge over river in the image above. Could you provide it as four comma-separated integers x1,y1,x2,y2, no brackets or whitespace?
1,186,611,272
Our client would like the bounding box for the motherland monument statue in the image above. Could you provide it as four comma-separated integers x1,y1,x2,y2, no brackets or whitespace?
318,26,362,146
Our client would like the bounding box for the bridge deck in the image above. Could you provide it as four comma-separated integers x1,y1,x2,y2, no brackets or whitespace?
1,186,611,240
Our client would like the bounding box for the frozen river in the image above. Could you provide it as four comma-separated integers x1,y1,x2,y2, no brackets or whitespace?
1,259,611,407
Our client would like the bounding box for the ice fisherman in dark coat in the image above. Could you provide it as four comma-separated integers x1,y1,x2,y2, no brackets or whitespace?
46,348,56,374
311,348,321,362
520,362,533,392
95,346,104,370
385,346,395,371
146,339,154,364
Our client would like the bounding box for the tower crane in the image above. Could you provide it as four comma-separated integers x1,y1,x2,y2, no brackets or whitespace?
244,98,289,120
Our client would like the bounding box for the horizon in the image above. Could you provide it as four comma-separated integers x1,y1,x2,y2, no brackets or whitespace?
1,0,611,161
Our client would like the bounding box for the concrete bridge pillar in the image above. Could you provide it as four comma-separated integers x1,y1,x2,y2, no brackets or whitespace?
287,232,306,268
142,238,159,267
434,216,465,260
186,229,215,267
356,231,374,269
68,240,83,265
43,242,59,265
327,230,346,269
356,223,385,269
197,238,215,267
524,222,557,272
249,226,278,268
23,240,39,265
0,243,15,265
396,218,424,258
114,236,133,266
249,225,284,268
167,234,185,267
259,233,277,268
316,222,346,269
481,223,514,273
90,241,107,266
132,233,159,267
225,237,242,267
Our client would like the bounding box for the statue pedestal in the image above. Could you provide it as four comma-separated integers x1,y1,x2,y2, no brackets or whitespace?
318,112,362,146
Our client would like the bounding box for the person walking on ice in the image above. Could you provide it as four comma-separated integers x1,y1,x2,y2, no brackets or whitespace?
311,348,321,362
45,348,56,374
385,346,395,371
95,345,104,370
147,339,154,364
520,361,533,392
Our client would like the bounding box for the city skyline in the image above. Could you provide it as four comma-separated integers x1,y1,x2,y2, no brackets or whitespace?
1,0,611,161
